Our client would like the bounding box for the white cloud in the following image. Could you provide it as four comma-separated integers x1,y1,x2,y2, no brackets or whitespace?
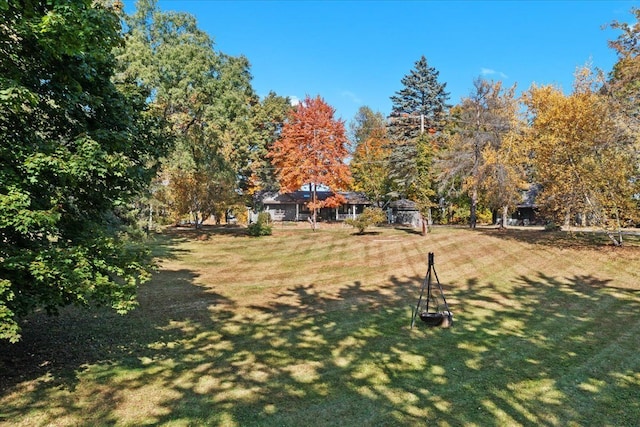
481,68,508,79
289,96,300,106
341,90,362,105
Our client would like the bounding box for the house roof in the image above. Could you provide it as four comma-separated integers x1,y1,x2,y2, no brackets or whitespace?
388,199,418,210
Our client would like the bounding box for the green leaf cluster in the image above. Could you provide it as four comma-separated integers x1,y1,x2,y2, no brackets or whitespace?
248,211,272,237
1,0,167,341
119,1,291,224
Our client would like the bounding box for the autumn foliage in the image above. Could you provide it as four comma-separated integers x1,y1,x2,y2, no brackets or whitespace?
269,95,352,209
350,126,392,204
523,71,638,245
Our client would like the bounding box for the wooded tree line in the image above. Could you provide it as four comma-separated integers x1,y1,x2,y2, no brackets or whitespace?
1,0,638,341
353,18,640,245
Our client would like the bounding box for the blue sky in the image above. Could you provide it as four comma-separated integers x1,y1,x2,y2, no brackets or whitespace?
127,1,636,124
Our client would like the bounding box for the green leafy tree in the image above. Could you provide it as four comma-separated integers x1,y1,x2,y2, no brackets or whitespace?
119,0,255,226
0,0,168,342
247,92,293,193
349,106,388,148
213,54,259,193
388,133,438,233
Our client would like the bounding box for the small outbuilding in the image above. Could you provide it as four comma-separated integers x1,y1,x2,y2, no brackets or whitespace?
388,199,422,228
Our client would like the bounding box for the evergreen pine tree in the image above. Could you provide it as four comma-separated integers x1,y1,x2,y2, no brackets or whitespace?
389,56,450,141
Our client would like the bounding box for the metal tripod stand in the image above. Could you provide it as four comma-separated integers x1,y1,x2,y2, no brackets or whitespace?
411,252,452,328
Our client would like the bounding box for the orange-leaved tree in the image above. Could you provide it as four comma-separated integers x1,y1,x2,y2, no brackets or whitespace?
268,95,351,230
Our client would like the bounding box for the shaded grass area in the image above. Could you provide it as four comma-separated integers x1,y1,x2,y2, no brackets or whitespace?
1,226,639,426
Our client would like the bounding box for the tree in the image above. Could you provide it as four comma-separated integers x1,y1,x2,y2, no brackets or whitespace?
0,0,168,342
605,7,640,199
247,92,293,194
606,7,640,127
268,95,351,230
523,66,638,245
118,0,255,226
389,55,450,140
388,132,438,233
437,78,524,228
349,106,388,147
387,56,450,233
478,128,528,228
349,107,392,205
211,54,260,194
160,146,236,226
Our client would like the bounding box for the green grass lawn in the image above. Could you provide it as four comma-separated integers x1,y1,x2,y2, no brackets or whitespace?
1,224,639,426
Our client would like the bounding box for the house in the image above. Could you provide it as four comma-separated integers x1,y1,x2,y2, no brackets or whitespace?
256,191,372,222
256,190,431,227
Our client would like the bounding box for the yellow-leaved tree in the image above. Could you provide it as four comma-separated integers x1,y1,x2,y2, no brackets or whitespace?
523,66,638,245
349,107,392,206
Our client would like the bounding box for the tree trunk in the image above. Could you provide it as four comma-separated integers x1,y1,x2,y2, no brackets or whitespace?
148,203,153,234
470,188,478,229
312,183,317,231
603,207,624,246
501,205,509,228
470,106,481,230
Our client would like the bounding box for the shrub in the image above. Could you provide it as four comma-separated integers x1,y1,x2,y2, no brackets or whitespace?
248,211,272,236
345,207,387,234
544,221,562,231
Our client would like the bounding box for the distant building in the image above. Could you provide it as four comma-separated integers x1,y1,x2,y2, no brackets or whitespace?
256,191,371,222
388,199,421,227
512,184,540,225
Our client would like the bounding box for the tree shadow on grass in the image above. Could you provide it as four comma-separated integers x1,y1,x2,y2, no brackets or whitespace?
2,251,639,425
437,272,640,425
165,224,249,239
0,269,231,392
394,226,424,236
0,228,236,423
475,226,640,249
349,230,383,236
149,232,193,259
213,271,640,426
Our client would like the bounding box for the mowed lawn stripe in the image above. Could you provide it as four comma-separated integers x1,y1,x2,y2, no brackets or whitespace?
1,225,638,426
